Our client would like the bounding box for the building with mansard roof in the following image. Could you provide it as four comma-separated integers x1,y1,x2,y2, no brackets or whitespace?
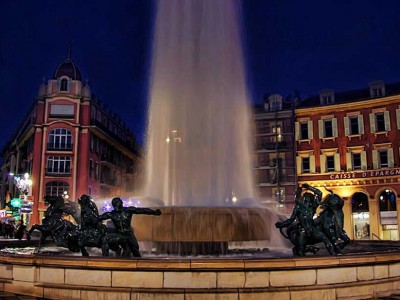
295,80,400,241
0,52,142,226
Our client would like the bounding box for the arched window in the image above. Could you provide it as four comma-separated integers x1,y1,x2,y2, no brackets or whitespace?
379,189,397,211
48,128,72,150
60,78,69,91
351,192,370,240
351,192,369,213
45,181,69,196
46,156,71,175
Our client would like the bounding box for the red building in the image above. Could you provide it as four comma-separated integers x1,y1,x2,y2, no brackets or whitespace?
1,54,142,226
254,94,297,211
296,81,400,240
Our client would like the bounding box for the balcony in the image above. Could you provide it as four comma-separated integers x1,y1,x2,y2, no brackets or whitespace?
45,169,72,177
47,143,73,151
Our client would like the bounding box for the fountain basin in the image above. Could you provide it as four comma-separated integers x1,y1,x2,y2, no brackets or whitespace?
1,250,400,299
132,207,272,254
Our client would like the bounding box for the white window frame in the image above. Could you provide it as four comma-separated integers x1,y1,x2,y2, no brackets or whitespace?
47,156,71,174
370,111,390,133
48,128,72,150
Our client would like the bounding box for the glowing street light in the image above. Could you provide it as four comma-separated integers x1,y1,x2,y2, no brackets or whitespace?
9,172,32,196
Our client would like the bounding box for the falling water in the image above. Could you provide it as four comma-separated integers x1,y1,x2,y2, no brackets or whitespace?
144,0,256,207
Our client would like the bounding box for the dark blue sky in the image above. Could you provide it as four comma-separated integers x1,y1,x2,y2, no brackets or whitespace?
1,0,400,149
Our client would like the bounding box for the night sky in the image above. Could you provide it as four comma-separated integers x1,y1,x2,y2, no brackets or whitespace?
1,0,400,150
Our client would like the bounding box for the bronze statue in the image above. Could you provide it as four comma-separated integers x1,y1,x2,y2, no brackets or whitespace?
275,184,349,256
27,195,161,258
26,195,80,250
98,197,161,257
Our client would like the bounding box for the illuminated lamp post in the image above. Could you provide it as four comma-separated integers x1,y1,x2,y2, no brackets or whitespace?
8,173,33,224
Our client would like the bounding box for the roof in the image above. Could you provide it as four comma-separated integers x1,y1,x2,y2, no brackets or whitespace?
298,81,400,108
53,57,83,81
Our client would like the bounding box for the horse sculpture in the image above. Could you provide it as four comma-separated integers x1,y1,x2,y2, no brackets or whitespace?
26,195,80,250
275,184,350,256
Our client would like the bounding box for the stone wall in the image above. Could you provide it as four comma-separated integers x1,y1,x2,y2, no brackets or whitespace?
1,253,400,299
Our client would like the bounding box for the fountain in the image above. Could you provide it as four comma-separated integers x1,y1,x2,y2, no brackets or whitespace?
133,0,285,254
2,2,400,300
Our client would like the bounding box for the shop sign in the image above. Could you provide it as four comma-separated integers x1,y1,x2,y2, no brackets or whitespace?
325,168,400,181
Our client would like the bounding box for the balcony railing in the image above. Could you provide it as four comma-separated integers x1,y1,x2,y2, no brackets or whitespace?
47,143,73,151
45,169,72,177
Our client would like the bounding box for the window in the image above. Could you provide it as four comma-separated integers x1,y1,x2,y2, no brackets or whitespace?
60,79,69,91
376,113,386,132
322,95,333,104
45,181,69,196
268,94,283,111
370,111,390,133
47,156,71,174
50,104,74,117
95,162,99,180
326,156,335,172
372,148,393,169
89,160,93,178
379,190,397,212
379,150,389,168
318,118,337,139
319,90,335,105
372,88,383,98
324,120,333,137
256,121,269,134
300,123,308,139
369,81,385,98
272,126,282,142
48,128,72,150
352,153,362,170
295,121,313,141
272,188,285,202
302,157,310,173
350,117,359,135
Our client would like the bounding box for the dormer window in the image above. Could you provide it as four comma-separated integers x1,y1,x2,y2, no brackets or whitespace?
268,94,283,111
319,89,335,105
369,80,385,98
60,78,69,91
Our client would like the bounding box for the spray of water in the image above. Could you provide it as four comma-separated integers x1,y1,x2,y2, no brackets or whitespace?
144,0,256,207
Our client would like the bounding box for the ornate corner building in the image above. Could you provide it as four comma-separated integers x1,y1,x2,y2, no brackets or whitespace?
0,53,142,226
296,81,400,241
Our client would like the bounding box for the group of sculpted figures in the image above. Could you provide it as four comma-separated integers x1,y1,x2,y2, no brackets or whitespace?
26,195,161,257
27,183,349,257
276,183,350,256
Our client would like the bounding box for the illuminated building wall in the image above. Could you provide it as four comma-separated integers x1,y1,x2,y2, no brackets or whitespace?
295,81,400,240
0,54,142,225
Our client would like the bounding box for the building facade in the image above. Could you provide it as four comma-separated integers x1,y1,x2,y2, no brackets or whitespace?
254,94,297,211
1,54,142,226
296,81,400,240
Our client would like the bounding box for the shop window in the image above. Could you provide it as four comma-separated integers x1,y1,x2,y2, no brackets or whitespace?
379,189,397,212
351,192,370,240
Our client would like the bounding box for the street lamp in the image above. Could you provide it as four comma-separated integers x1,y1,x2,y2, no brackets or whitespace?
9,172,32,196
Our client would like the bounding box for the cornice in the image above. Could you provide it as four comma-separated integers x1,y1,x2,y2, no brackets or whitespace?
295,95,400,116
